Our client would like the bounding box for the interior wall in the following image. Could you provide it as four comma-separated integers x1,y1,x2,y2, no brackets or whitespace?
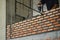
59,0,60,7
6,0,15,24
6,0,33,24
0,0,6,40
16,0,33,19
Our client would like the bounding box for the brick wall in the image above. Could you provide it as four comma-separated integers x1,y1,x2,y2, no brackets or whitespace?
7,8,60,39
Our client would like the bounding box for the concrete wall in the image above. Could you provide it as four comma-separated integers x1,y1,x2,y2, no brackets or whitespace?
0,0,6,40
16,0,33,18
6,0,33,24
6,0,15,24
59,0,60,7
10,31,60,40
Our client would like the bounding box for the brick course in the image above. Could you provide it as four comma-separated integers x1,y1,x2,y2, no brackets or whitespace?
7,8,60,39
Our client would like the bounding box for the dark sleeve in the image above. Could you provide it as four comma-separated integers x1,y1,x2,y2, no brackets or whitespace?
54,0,59,4
40,0,45,4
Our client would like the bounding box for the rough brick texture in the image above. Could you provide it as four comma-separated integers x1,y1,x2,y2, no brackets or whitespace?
7,8,60,39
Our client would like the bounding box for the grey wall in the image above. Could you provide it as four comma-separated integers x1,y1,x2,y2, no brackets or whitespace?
16,0,33,18
10,31,60,40
6,0,15,24
0,0,6,40
59,0,60,7
6,0,33,24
